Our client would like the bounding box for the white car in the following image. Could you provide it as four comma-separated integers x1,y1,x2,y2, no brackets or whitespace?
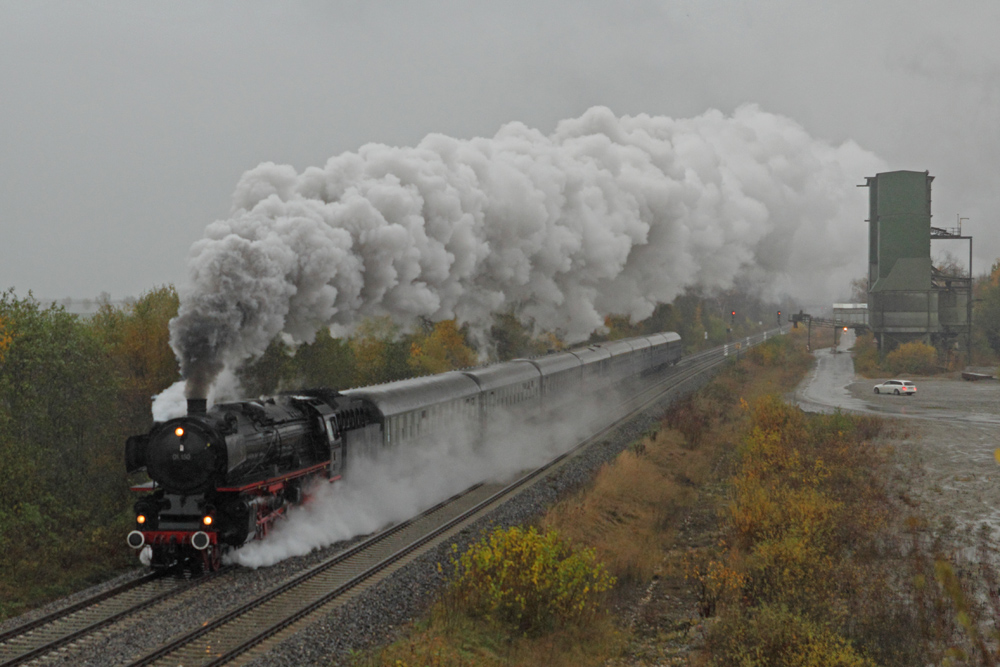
873,379,916,396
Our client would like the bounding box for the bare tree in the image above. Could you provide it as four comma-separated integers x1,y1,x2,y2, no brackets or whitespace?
849,275,869,303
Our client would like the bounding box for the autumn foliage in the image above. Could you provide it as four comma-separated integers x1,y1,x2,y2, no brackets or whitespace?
408,319,478,375
976,260,1000,359
0,288,180,618
447,526,615,635
696,395,906,665
882,340,939,375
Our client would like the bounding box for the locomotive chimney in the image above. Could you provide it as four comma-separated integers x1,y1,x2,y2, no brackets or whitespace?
187,398,207,415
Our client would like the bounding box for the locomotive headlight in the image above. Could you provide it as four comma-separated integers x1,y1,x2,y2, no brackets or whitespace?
202,515,213,526
136,514,147,525
174,426,185,437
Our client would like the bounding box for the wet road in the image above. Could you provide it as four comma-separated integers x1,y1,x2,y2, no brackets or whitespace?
794,331,1000,425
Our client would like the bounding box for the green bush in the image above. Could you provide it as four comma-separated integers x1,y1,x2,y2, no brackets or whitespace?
447,526,615,635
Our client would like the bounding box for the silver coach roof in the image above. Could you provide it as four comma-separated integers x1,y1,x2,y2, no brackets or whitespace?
646,332,681,345
569,345,612,364
629,337,652,351
598,339,637,356
461,360,540,392
342,372,480,418
519,352,582,375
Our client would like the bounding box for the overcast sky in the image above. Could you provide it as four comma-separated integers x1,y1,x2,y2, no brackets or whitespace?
2,0,997,303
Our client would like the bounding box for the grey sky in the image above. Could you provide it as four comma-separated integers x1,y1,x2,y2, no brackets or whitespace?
2,1,997,302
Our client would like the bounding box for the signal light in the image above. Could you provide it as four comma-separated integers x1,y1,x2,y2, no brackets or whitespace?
136,514,147,525
175,427,185,437
202,515,213,526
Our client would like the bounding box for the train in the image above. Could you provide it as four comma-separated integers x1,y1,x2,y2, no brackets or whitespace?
125,331,683,573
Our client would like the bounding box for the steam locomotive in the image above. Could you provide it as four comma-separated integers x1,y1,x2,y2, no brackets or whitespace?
125,331,682,572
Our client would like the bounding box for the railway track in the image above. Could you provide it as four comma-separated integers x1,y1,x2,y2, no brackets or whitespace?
1,330,778,667
0,569,229,667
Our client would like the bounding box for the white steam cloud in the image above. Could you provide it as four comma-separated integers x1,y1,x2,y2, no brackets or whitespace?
167,104,884,399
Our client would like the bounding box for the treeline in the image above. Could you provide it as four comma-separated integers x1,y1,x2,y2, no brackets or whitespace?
0,284,776,619
974,260,1000,362
0,287,179,617
235,291,771,397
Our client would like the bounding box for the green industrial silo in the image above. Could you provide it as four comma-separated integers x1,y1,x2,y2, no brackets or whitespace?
864,170,970,354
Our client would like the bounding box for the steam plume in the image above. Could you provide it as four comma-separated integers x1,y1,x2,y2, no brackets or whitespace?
168,105,883,398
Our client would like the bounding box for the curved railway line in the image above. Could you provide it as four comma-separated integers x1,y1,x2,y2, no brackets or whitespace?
0,331,778,667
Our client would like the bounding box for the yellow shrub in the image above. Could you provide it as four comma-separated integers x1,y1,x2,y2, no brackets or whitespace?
883,341,938,375
728,479,840,551
448,526,615,635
